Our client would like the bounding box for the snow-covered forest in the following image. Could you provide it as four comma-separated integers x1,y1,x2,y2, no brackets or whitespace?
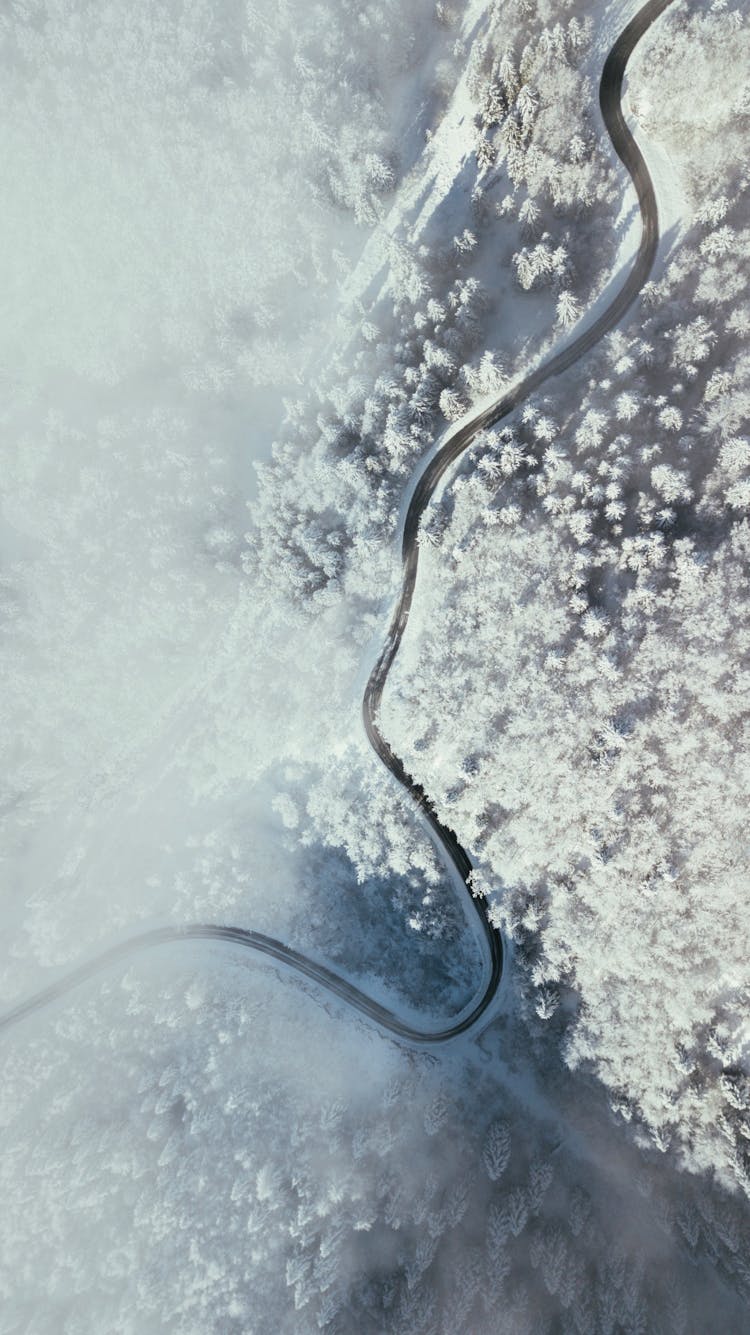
2,0,750,1329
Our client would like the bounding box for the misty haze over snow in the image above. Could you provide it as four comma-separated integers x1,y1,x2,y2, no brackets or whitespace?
2,0,750,1331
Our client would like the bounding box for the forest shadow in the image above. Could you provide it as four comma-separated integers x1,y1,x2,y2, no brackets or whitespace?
284,835,481,1021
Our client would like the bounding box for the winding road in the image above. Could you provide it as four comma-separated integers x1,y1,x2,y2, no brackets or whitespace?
0,0,674,1045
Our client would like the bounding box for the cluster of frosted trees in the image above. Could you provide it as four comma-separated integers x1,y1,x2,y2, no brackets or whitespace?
469,9,614,315
250,0,617,623
2,954,745,1333
382,0,750,1206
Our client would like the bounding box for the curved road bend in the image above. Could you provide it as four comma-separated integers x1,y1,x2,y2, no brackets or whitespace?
0,0,674,1047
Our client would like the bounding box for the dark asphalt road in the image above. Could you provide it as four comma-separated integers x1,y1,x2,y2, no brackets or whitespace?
0,0,674,1046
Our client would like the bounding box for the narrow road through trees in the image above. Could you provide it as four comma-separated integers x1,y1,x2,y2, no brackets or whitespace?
0,0,675,1045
